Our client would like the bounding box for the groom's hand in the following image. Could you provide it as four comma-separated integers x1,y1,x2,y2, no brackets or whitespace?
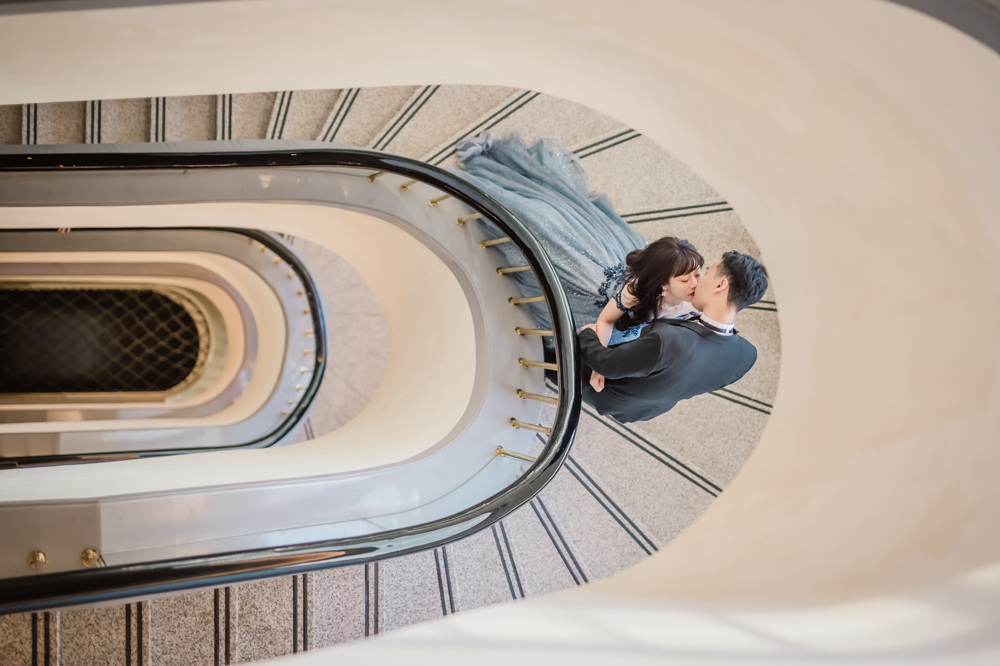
590,371,605,392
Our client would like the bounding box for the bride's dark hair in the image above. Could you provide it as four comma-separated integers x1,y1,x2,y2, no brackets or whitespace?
615,236,704,331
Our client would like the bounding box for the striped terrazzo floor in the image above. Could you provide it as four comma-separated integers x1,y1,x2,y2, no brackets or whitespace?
0,84,779,665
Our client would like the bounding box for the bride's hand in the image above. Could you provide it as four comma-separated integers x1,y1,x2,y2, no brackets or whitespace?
579,323,598,333
590,372,605,392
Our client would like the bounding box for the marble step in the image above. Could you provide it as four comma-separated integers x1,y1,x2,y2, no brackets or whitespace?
215,93,277,141
544,359,768,491
426,90,628,168
20,101,86,144
264,89,341,141
314,86,419,147
21,98,156,145
0,105,19,145
529,394,722,569
149,95,217,143
365,84,516,160
579,131,723,215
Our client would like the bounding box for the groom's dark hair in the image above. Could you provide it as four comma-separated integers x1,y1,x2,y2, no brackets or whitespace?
718,251,769,311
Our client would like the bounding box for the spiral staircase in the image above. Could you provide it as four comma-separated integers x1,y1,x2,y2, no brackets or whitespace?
2,0,999,665
0,81,778,664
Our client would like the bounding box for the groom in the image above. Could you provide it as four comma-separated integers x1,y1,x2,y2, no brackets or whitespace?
578,251,768,423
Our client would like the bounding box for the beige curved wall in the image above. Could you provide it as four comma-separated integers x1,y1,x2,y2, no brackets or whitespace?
1,0,999,611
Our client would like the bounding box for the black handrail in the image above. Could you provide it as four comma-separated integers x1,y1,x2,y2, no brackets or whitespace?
0,226,328,467
0,148,582,615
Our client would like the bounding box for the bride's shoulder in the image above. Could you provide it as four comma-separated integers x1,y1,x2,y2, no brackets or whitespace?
618,280,639,308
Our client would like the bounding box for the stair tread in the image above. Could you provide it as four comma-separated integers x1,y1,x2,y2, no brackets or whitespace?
443,528,520,612
581,134,722,213
370,84,517,160
266,89,341,141
381,550,445,632
217,92,276,140
428,91,628,168
316,86,419,147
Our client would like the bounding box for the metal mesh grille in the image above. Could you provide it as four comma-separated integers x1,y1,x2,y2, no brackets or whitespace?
0,289,201,393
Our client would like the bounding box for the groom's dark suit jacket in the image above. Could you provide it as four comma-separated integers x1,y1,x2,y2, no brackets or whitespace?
579,319,757,423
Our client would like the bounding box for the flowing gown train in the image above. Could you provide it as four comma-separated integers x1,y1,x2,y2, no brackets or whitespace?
452,129,648,345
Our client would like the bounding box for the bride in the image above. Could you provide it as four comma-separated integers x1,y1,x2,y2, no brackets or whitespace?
453,129,704,383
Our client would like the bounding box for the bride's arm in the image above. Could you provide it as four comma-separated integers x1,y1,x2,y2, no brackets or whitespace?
595,282,638,346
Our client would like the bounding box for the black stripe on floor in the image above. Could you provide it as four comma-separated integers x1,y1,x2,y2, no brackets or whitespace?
498,521,525,598
708,390,771,414
430,91,541,165
622,201,729,218
125,603,132,666
532,498,588,584
716,387,773,409
152,98,166,142
292,574,299,653
547,380,722,495
573,129,634,155
433,549,450,615
372,85,439,151
88,100,102,144
270,91,293,140
492,525,519,600
624,206,734,224
575,130,641,159
137,603,143,666
303,574,309,650
320,88,358,142
213,589,220,666
224,587,231,664
441,547,456,613
565,455,657,553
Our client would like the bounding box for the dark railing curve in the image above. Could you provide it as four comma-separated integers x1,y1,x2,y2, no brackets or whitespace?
0,226,328,467
0,148,583,615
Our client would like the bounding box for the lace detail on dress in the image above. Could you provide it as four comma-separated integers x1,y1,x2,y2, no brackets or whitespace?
596,262,627,309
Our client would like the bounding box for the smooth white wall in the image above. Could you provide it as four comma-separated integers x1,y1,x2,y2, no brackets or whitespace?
2,0,999,612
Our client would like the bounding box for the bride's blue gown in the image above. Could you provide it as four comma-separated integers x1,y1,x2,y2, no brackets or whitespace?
452,130,648,345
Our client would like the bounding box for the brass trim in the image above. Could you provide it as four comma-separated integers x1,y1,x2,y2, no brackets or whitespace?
509,418,552,435
517,388,558,405
515,327,554,336
509,295,545,305
428,194,451,207
366,170,385,182
456,213,482,226
518,357,558,371
496,446,537,463
399,179,417,191
497,265,532,275
28,551,47,569
480,236,511,248
81,548,106,568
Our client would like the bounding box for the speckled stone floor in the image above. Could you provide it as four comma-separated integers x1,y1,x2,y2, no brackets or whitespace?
0,85,780,665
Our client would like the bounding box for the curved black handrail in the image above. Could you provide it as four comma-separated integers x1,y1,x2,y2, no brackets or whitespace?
0,148,582,614
0,226,328,467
